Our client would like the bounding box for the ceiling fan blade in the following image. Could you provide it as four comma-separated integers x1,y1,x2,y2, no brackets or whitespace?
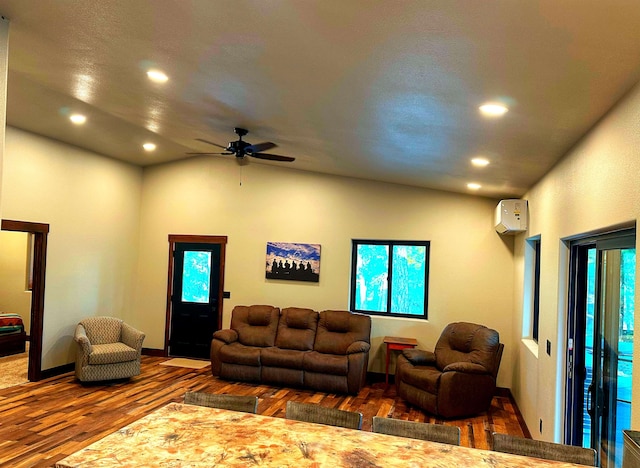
186,151,233,155
246,142,277,153
250,152,295,162
195,138,228,150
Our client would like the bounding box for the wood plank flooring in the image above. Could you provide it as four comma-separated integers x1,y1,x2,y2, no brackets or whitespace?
0,356,528,467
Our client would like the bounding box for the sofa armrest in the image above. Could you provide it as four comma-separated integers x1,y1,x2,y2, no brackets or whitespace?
212,329,238,344
442,362,489,374
346,340,370,354
121,323,146,353
402,349,435,366
74,324,92,357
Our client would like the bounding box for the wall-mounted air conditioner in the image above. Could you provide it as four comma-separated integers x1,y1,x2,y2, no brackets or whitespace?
495,199,528,235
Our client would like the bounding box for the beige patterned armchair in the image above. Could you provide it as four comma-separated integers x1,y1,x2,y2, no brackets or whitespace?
74,316,145,382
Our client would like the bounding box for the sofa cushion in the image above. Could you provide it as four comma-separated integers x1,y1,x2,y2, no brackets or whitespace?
397,365,441,395
313,310,371,355
219,342,262,367
434,322,499,371
88,342,137,365
231,305,280,348
261,347,306,369
262,367,304,387
275,307,318,351
303,351,348,375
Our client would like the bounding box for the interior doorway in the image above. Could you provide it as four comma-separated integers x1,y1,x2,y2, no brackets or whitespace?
0,219,49,381
566,229,635,468
165,235,227,359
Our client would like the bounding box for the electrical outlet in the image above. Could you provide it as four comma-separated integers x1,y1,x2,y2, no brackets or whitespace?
546,340,551,356
539,418,543,433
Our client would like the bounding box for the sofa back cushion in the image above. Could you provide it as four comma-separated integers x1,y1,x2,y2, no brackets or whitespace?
434,322,500,372
275,307,319,351
231,305,280,347
314,310,371,354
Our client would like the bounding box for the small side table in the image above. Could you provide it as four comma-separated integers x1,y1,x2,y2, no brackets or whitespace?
383,336,418,385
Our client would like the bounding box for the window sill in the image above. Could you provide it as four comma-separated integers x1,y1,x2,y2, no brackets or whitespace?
522,338,539,359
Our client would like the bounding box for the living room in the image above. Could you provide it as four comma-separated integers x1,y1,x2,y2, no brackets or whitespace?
0,2,639,466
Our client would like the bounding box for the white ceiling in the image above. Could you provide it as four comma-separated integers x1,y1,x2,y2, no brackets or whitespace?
1,1,640,199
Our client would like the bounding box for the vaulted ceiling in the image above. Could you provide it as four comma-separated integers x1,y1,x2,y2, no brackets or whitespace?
1,1,640,199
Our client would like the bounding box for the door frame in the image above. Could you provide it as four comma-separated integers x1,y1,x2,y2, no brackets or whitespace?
1,219,49,381
164,234,227,356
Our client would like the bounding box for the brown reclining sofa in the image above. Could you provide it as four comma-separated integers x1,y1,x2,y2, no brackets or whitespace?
210,305,371,394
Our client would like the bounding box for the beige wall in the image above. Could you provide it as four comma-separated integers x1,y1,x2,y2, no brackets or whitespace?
134,155,516,386
1,127,143,369
513,82,640,441
0,230,31,331
0,17,9,218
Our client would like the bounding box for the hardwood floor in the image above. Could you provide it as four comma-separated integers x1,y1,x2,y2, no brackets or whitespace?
0,356,528,467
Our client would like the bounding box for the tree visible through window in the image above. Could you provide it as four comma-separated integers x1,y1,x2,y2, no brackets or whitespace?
350,240,429,319
181,251,212,303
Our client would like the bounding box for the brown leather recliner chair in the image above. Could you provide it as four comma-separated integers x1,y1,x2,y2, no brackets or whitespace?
395,322,503,418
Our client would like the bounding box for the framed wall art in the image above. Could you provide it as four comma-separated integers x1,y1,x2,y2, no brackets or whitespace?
265,242,320,283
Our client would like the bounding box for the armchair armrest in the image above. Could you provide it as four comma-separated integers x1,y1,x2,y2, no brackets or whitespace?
403,349,435,366
442,362,490,374
346,340,371,354
212,329,238,344
121,322,146,352
74,324,92,356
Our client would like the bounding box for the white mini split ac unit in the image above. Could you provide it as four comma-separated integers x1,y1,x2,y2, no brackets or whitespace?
495,199,528,234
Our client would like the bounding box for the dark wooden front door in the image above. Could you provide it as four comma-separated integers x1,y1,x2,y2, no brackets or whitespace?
167,236,226,359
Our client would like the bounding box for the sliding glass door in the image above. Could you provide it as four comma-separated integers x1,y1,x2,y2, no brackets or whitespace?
566,231,635,468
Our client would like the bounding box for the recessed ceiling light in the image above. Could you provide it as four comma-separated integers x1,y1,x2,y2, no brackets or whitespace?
471,157,490,167
479,103,508,117
147,69,168,83
69,114,86,125
143,143,156,151
467,182,482,190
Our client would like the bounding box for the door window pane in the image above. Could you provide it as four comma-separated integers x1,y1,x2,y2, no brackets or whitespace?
181,251,212,303
615,248,634,467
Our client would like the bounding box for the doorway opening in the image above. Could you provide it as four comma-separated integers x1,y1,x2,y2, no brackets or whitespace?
0,219,49,381
566,228,635,468
165,235,227,359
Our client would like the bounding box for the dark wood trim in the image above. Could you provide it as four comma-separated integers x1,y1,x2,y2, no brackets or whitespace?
142,347,166,357
1,219,49,381
40,362,74,380
165,235,228,356
1,219,49,234
168,235,228,244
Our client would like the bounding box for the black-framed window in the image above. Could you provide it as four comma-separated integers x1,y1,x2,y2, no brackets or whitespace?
350,239,430,319
530,237,541,342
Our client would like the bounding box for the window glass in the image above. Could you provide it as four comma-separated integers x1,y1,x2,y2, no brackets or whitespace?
391,245,426,315
181,251,212,303
351,240,429,319
355,244,389,311
532,239,541,342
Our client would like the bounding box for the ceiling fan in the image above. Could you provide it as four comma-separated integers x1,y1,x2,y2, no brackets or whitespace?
187,127,295,162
